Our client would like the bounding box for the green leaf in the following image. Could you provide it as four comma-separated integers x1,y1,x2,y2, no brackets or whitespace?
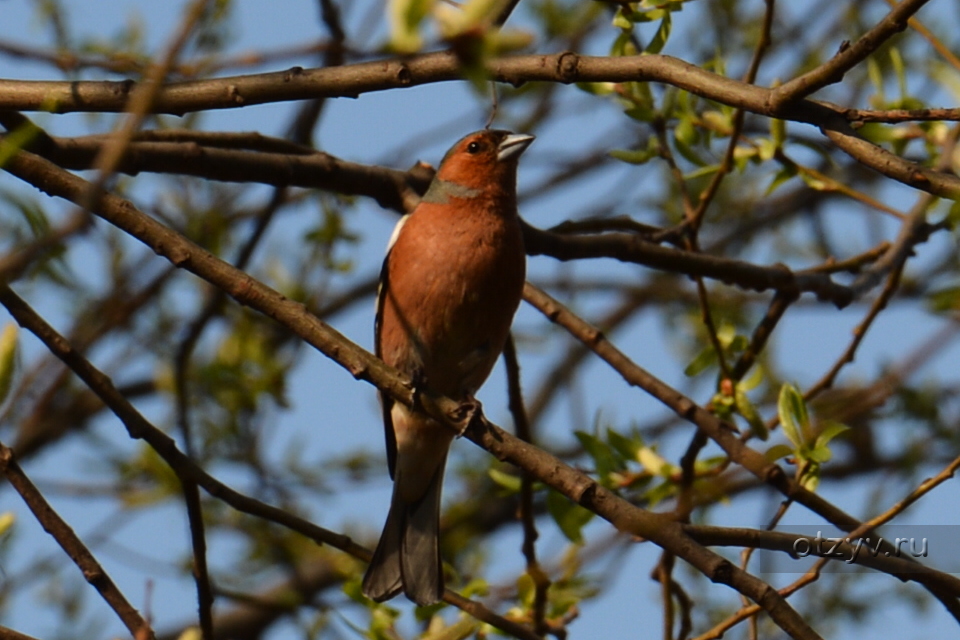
644,12,671,55
766,165,797,195
606,427,642,461
807,445,833,463
702,110,732,136
683,163,720,180
799,172,830,191
488,468,522,494
765,443,794,462
926,286,960,313
176,628,203,640
771,117,786,148
610,147,656,165
801,473,820,492
778,383,810,448
546,489,594,544
387,0,436,53
947,199,960,227
728,334,749,353
757,138,777,162
459,578,489,599
643,479,677,506
684,346,716,377
867,56,885,105
611,7,632,29
0,512,15,537
576,81,616,96
456,0,511,28
814,420,849,449
624,104,657,123
575,430,621,480
857,122,900,144
733,146,757,172
483,27,535,55
674,114,698,146
711,392,735,422
735,388,768,440
369,603,402,639
637,446,673,476
800,462,822,491
0,323,18,406
890,47,908,101
610,30,638,57
738,363,764,392
0,121,43,168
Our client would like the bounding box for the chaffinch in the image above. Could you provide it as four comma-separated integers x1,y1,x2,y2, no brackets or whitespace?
362,130,534,606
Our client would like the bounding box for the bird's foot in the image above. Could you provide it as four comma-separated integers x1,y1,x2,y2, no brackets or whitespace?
409,367,428,411
449,396,483,437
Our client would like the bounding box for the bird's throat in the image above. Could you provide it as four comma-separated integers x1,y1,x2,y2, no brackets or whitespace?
421,178,483,205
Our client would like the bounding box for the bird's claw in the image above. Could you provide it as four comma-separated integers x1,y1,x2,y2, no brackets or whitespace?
449,397,483,437
408,367,428,411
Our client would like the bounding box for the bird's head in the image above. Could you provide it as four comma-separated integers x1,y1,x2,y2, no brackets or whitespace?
429,130,534,198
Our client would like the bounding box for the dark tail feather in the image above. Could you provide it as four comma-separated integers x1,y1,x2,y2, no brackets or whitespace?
362,495,403,602
362,468,445,606
400,466,444,605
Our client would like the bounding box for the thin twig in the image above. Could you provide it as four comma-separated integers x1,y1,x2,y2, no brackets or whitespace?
182,481,214,640
731,290,796,381
686,0,775,233
503,335,551,637
81,0,214,214
770,0,931,107
804,263,904,401
0,439,154,640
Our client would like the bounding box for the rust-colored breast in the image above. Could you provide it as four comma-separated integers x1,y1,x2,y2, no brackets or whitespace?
378,195,525,399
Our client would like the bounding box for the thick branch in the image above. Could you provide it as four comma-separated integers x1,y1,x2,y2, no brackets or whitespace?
4,49,958,198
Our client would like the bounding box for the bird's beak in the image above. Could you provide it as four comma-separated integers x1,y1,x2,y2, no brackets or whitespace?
497,133,535,162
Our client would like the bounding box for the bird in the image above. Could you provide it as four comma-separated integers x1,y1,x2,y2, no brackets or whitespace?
362,129,534,606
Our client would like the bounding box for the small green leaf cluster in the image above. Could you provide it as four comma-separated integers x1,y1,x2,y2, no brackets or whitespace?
767,384,849,491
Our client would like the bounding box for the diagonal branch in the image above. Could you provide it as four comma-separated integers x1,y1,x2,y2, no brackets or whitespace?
0,440,154,640
769,0,930,108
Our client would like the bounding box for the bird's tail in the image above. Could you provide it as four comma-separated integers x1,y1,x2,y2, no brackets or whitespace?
362,466,445,606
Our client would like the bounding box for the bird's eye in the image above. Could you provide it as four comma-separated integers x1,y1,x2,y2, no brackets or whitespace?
466,141,482,154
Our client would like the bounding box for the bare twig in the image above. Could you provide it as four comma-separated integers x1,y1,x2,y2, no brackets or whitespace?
503,336,551,637
82,0,214,213
0,439,154,640
769,0,931,107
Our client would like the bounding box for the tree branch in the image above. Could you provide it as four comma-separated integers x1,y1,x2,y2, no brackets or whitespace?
769,0,930,107
0,440,154,640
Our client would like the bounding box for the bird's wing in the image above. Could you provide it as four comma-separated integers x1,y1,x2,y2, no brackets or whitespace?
375,214,410,480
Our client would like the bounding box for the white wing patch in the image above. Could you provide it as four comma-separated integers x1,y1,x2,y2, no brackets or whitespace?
386,214,410,255
375,214,410,355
